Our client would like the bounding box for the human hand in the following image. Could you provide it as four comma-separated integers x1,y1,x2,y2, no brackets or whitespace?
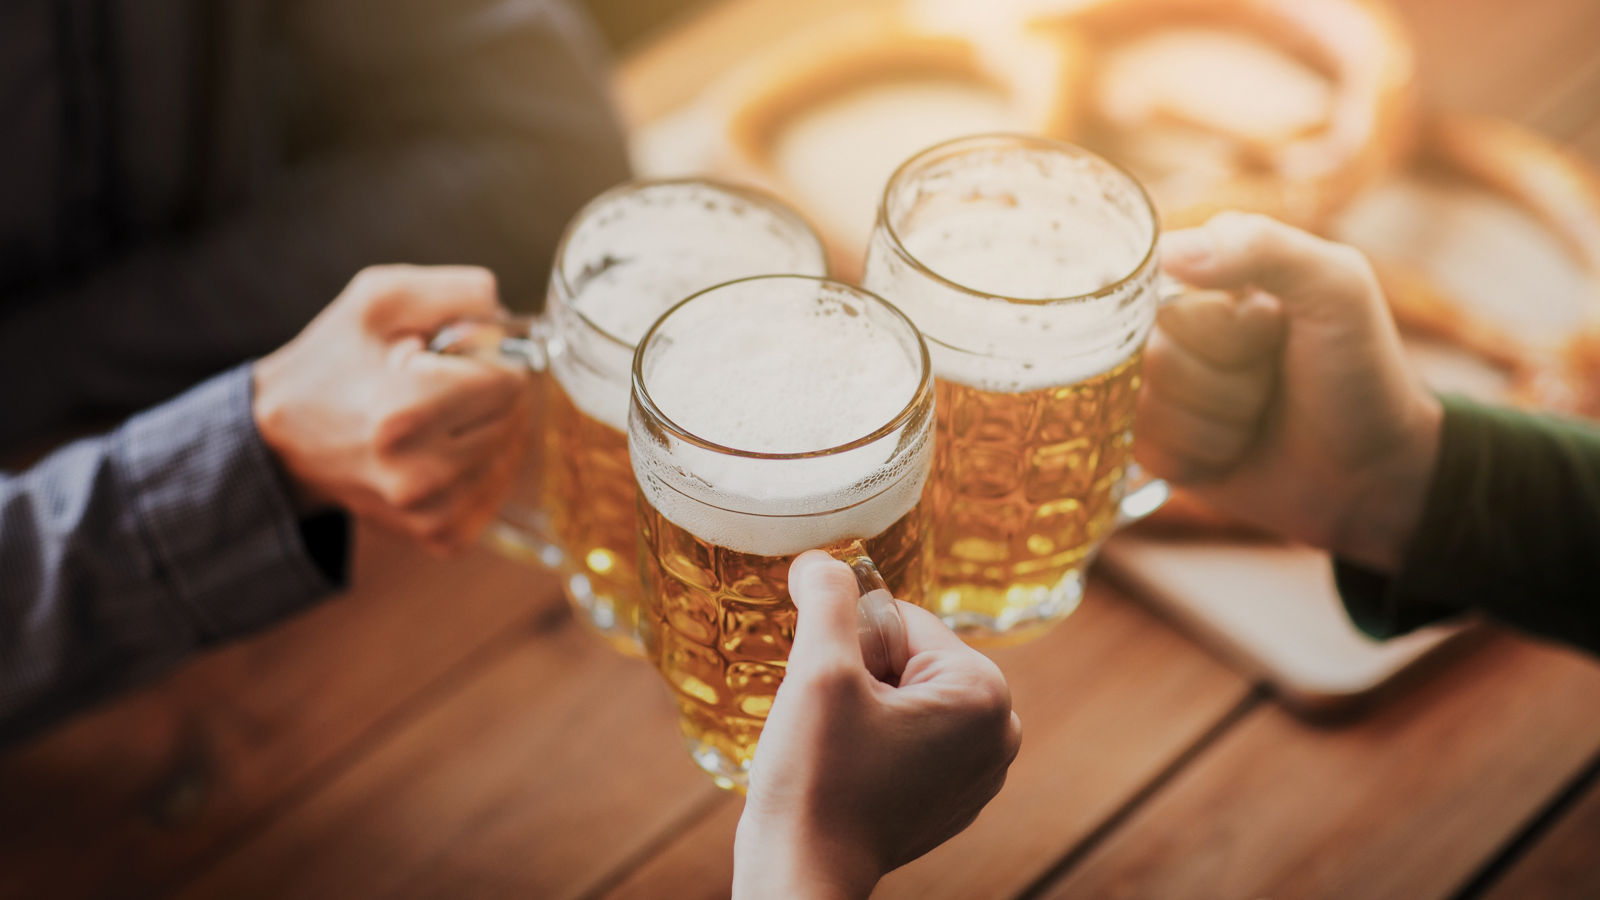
732,551,1022,900
1134,212,1443,571
252,265,532,554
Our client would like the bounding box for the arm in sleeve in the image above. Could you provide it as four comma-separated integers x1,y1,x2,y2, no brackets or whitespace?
0,0,631,443
0,365,347,745
1335,394,1600,654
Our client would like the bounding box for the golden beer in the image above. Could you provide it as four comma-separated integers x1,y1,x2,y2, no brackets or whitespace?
639,502,926,778
929,352,1142,632
478,180,826,655
865,134,1166,640
630,275,935,789
536,379,639,652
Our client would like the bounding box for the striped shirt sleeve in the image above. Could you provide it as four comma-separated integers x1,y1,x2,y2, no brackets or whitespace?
0,364,344,744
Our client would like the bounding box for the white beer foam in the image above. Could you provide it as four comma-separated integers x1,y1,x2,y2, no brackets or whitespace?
551,183,826,431
865,147,1157,393
632,282,930,557
637,442,931,558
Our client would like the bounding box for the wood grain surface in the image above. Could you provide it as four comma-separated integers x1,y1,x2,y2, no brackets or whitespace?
1040,636,1600,900
3,1,1599,899
600,584,1254,900
0,529,560,900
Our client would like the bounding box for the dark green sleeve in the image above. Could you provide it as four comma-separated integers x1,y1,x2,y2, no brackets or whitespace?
1334,394,1600,654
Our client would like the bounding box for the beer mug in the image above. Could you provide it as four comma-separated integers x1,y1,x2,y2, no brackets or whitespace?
629,275,934,790
434,181,827,655
863,133,1171,642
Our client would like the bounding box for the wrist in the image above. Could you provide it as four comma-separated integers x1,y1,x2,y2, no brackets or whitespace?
732,813,881,900
250,350,329,516
1331,391,1444,572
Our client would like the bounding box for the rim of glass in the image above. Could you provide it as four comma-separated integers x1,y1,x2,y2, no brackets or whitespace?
631,274,934,462
877,132,1161,306
551,177,829,351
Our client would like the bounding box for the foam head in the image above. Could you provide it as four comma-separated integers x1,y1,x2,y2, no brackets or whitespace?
864,134,1161,392
549,180,827,430
630,277,933,556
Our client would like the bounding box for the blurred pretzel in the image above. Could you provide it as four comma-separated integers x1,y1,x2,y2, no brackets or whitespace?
1348,116,1600,417
707,9,1087,274
1035,0,1416,230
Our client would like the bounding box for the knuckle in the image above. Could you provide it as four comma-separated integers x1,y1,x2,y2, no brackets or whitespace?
792,661,861,702
960,660,1014,719
1208,210,1274,247
418,518,461,548
372,408,423,454
460,265,497,295
350,265,403,300
383,470,444,512
1325,242,1380,293
1233,217,1285,259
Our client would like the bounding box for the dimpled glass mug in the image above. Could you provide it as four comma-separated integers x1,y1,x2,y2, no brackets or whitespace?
863,134,1173,643
628,275,930,789
434,180,827,655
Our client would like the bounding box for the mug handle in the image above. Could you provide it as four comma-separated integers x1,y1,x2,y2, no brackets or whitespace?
429,314,552,372
430,314,564,566
1116,275,1210,528
839,543,911,684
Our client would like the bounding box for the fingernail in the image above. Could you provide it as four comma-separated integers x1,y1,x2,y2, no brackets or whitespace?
1160,230,1214,270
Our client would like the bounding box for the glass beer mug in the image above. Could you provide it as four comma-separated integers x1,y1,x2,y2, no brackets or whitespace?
863,134,1171,642
629,275,933,790
434,180,827,655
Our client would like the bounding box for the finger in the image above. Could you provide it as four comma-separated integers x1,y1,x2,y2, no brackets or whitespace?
1156,288,1285,370
1135,385,1257,479
786,550,868,675
380,400,525,494
354,265,503,337
398,460,497,555
1143,329,1275,427
373,402,517,516
1161,212,1380,318
448,407,531,543
389,349,528,441
896,600,969,655
1134,439,1218,486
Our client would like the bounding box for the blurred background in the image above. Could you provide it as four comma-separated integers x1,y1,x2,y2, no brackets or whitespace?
4,0,1600,898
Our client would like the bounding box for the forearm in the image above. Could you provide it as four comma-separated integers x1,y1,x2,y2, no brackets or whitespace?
1335,394,1600,652
0,366,345,745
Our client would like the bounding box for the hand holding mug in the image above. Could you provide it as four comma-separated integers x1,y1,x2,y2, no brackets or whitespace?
253,265,533,554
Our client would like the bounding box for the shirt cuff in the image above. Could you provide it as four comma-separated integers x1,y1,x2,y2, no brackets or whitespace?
112,364,346,642
1331,394,1497,640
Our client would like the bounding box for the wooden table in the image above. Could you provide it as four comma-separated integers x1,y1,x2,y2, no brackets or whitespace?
5,1,1600,897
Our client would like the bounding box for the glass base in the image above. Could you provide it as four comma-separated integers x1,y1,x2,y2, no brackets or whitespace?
485,511,645,657
936,567,1086,646
685,735,752,794
565,572,645,658
484,513,565,570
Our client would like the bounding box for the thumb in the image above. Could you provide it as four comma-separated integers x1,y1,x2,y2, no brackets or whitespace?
1160,212,1381,322
356,265,504,339
786,550,867,677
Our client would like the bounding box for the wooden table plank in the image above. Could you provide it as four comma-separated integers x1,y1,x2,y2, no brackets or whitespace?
0,527,563,900
1479,765,1600,900
600,580,1255,900
1036,634,1600,900
170,608,721,900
